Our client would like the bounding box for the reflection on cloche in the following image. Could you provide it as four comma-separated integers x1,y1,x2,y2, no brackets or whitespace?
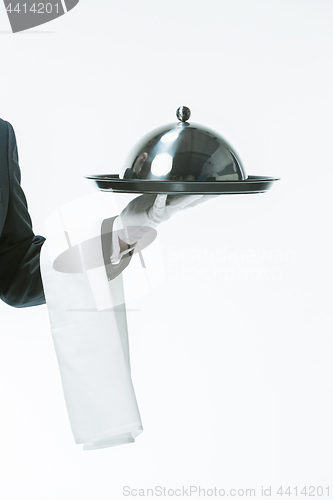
121,106,247,182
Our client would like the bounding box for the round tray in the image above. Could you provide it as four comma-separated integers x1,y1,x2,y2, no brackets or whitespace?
85,174,279,195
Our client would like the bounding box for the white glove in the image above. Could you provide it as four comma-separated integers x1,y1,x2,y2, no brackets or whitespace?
114,193,218,246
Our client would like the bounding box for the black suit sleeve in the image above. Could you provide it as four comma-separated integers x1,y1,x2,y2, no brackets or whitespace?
0,121,46,308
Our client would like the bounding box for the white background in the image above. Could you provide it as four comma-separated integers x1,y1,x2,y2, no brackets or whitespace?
1,0,333,498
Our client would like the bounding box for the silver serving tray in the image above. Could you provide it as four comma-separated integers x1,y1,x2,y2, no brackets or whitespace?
86,174,279,195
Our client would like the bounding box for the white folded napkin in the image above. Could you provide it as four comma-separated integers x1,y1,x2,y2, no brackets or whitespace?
40,193,143,450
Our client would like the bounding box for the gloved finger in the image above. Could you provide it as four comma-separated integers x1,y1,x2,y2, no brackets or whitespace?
166,194,204,210
153,194,168,210
181,194,220,209
120,194,157,217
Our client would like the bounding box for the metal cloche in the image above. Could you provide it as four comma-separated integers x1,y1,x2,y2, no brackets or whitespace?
86,107,279,194
122,106,247,183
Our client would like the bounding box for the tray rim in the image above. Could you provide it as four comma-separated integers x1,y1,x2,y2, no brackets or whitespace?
85,174,280,194
86,174,280,183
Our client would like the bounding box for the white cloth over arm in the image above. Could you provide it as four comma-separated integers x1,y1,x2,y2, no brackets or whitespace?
40,193,143,450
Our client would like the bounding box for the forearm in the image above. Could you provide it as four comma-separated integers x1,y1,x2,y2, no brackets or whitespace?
0,120,46,307
0,235,46,307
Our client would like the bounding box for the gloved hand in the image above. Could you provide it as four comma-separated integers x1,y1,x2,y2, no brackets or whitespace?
114,193,218,246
